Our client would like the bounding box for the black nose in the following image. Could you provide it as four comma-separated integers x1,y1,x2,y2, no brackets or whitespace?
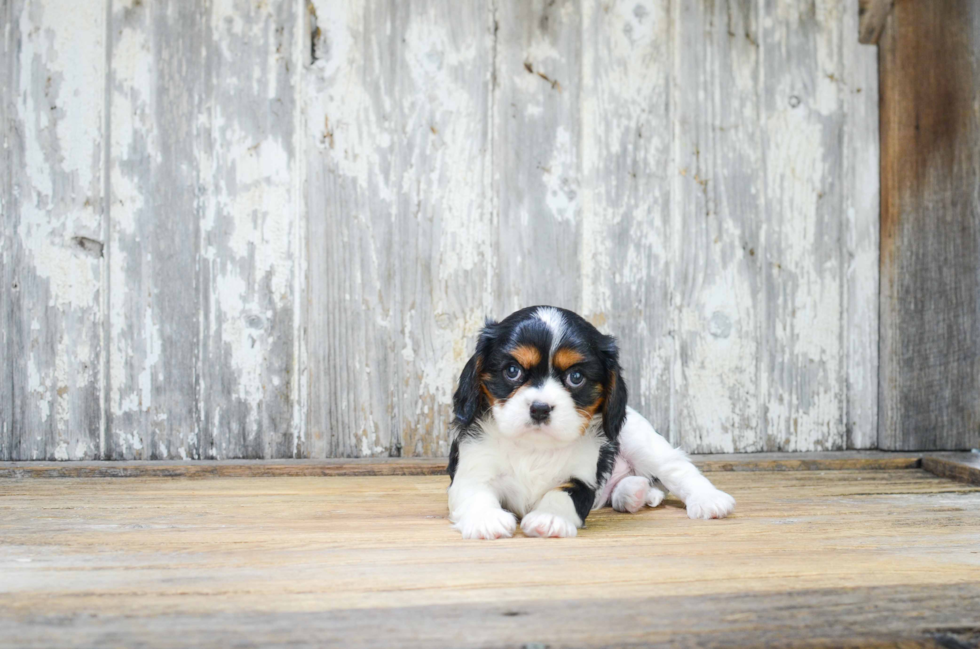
529,401,553,423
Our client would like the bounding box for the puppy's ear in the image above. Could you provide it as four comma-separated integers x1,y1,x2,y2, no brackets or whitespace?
599,334,628,441
452,319,499,428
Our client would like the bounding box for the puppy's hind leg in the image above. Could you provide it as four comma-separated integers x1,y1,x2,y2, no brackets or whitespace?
610,476,666,513
617,407,735,520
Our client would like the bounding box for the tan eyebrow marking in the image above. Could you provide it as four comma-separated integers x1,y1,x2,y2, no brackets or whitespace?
553,348,585,372
510,345,541,369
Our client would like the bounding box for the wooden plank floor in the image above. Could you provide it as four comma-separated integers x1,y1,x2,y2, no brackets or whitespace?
2,469,980,648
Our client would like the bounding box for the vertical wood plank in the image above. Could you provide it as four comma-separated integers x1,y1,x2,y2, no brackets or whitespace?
842,0,879,448
306,0,495,457
759,0,846,451
579,0,674,440
1,0,13,458
1,0,106,460
108,0,302,460
200,0,301,459
106,0,205,459
878,0,980,450
669,0,764,452
493,0,582,314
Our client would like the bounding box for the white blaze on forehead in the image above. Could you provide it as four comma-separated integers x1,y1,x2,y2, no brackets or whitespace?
525,377,568,407
534,307,566,367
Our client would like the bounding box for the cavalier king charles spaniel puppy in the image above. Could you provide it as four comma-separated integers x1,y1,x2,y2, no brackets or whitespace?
447,306,736,539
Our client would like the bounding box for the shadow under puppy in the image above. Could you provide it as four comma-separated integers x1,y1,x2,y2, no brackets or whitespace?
448,306,736,539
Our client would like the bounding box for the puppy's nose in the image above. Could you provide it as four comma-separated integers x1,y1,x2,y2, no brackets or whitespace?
529,401,553,423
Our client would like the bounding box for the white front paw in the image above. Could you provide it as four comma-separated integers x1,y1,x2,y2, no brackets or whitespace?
686,488,736,520
454,508,517,540
520,511,578,538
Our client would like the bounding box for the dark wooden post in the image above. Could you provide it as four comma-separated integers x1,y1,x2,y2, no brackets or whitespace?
878,0,980,450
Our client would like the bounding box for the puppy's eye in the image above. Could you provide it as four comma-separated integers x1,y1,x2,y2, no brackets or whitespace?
504,364,524,382
565,370,585,389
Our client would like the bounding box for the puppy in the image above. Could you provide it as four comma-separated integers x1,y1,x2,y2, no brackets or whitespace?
447,306,735,539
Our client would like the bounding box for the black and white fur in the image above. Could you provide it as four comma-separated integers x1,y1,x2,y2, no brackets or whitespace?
448,306,735,539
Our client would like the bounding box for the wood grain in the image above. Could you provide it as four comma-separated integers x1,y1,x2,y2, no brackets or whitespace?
305,0,495,458
858,0,894,45
844,0,881,449
105,0,303,460
1,0,12,461
579,0,673,437
106,0,207,459
671,0,763,452
0,458,449,479
1,0,106,461
1,470,978,647
199,0,302,459
760,0,848,452
494,0,583,314
4,586,980,648
0,451,925,479
3,0,884,458
922,453,980,486
6,586,980,648
878,0,980,451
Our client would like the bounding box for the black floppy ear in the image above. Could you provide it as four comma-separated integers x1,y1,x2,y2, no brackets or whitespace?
599,335,628,441
452,319,498,428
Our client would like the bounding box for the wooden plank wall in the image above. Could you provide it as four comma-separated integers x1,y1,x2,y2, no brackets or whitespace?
1,0,879,460
878,0,980,450
2,0,106,461
106,0,303,462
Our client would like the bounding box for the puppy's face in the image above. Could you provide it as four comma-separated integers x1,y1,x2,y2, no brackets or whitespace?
453,306,628,445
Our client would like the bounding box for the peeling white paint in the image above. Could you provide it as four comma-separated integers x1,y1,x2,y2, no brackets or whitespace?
6,0,106,452
308,1,390,199
138,306,160,412
27,354,51,424
4,0,879,460
128,431,143,452
841,0,880,449
543,126,579,223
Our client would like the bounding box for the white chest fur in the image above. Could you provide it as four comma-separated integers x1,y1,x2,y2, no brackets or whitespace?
462,419,603,517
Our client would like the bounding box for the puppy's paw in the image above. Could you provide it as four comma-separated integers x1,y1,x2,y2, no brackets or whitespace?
612,476,654,513
612,477,666,513
685,488,736,520
646,485,666,508
454,508,517,540
520,511,578,538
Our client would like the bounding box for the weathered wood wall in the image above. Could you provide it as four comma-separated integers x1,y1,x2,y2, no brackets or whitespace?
878,0,980,450
1,0,879,460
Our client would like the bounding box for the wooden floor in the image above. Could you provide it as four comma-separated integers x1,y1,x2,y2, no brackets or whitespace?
2,465,980,648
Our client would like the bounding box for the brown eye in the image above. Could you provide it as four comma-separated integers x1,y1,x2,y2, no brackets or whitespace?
565,370,585,389
504,364,523,382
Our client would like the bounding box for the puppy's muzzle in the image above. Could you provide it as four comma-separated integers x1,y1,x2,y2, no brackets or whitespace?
529,401,553,423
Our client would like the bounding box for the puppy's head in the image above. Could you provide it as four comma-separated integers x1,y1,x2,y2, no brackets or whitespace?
453,306,627,445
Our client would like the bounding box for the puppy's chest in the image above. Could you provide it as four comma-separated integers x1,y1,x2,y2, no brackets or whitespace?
487,440,600,517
